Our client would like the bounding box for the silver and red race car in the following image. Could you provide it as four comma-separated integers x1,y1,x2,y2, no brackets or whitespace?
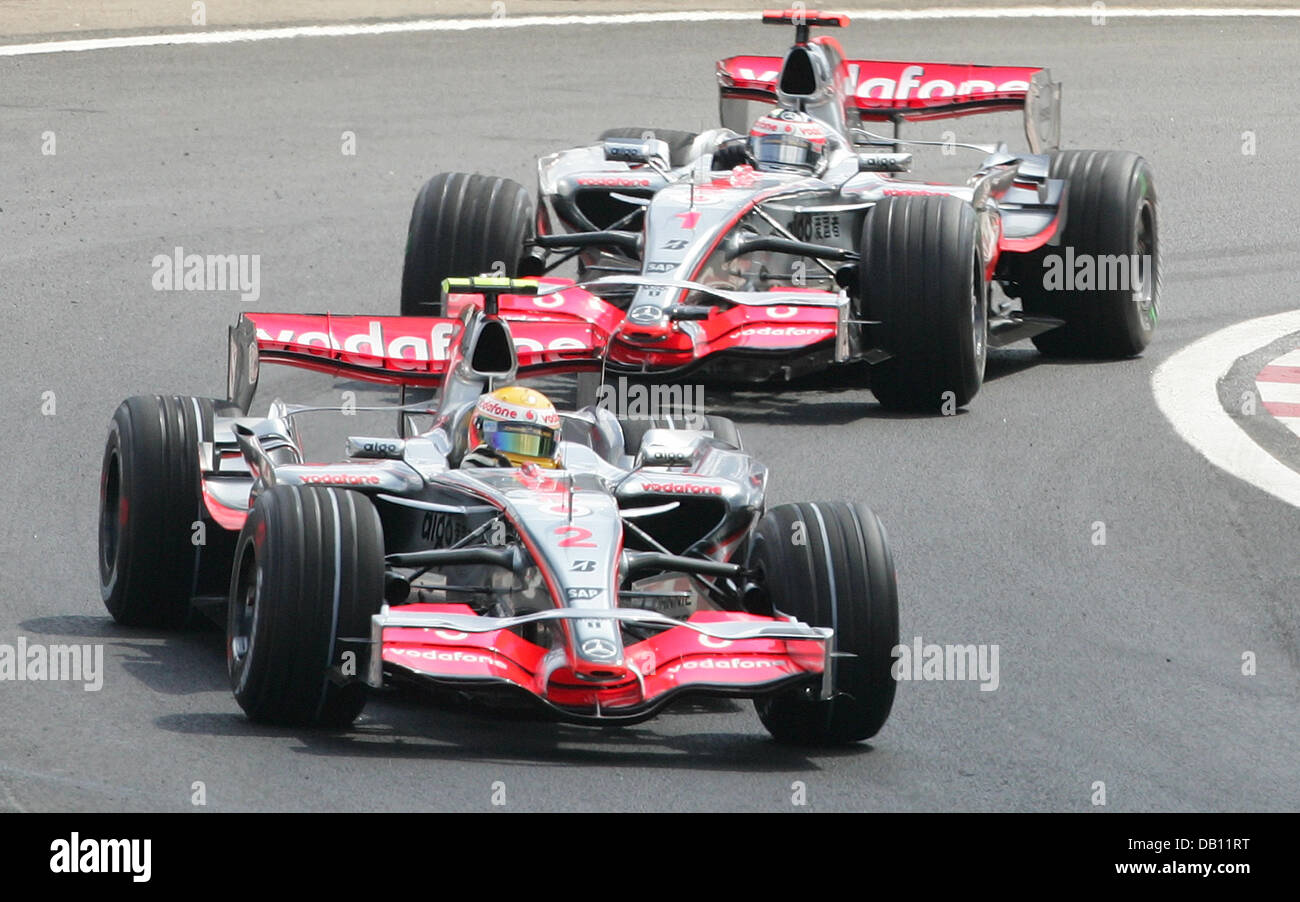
400,9,1158,411
97,280,899,744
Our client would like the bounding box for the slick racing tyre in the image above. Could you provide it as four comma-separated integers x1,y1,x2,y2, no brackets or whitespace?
747,502,898,745
1014,150,1159,358
100,395,235,628
400,172,534,317
227,485,384,727
859,194,988,412
597,127,699,168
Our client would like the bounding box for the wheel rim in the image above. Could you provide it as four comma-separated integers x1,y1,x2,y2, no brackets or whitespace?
1134,201,1157,332
230,547,259,670
99,449,122,585
971,259,988,374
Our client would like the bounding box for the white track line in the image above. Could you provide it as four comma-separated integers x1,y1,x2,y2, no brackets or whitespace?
3,7,1300,57
1153,310,1300,510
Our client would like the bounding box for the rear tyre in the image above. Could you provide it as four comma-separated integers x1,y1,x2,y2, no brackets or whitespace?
100,395,227,628
1015,150,1158,357
597,127,699,168
400,172,534,317
748,502,898,745
227,485,384,727
859,194,987,412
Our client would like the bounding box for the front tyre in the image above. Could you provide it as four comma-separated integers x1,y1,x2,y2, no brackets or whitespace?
400,172,534,317
748,502,899,745
227,485,384,727
859,195,987,412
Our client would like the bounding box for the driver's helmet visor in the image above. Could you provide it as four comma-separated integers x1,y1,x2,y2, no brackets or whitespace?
750,134,822,171
478,419,558,460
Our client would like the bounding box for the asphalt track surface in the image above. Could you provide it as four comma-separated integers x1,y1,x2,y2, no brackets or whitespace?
2,13,1299,812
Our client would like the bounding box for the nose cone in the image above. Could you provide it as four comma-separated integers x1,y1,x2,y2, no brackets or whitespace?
567,620,626,679
621,317,674,343
545,660,643,711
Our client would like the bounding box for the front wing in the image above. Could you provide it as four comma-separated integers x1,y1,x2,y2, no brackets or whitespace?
448,279,850,381
369,603,833,724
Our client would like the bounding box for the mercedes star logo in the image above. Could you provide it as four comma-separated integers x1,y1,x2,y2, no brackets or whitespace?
581,638,618,660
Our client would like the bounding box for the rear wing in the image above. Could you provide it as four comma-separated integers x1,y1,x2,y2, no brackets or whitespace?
718,55,1061,152
226,280,607,413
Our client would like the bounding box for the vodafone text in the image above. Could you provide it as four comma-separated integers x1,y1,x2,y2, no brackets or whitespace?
256,320,586,365
732,64,1029,101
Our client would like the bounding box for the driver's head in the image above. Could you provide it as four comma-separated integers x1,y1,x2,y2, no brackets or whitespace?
467,386,562,468
748,109,830,176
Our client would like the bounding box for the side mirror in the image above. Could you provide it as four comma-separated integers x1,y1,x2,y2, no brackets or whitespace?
603,138,671,168
668,305,712,321
857,152,913,173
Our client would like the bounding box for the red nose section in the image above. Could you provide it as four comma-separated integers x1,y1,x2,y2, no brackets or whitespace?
546,666,643,709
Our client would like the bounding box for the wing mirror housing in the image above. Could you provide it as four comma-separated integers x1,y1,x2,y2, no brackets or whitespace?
857,152,913,172
603,138,672,169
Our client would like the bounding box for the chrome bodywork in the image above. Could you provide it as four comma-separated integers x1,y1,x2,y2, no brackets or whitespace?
206,306,820,722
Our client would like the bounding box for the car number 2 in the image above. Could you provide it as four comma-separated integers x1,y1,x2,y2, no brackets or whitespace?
554,526,596,548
